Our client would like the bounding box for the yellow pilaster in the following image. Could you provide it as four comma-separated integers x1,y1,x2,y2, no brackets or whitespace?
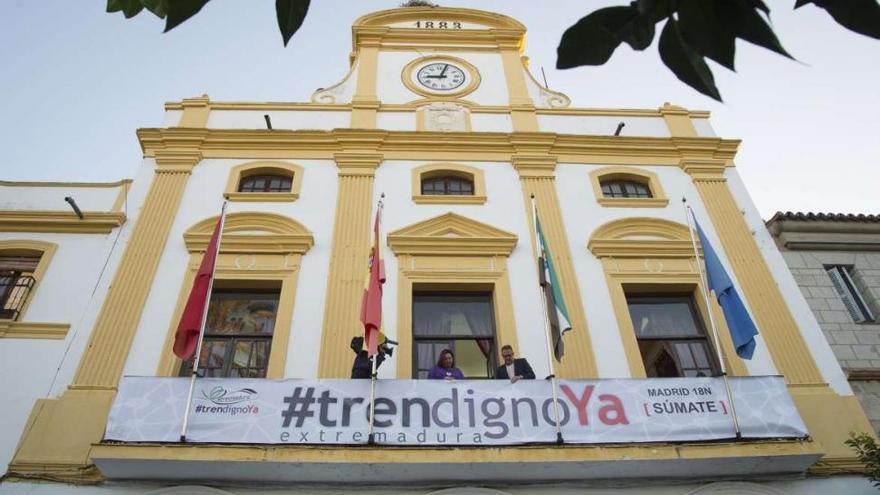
317,152,383,377
683,159,822,385
512,152,597,378
659,102,697,138
350,44,380,129
178,95,211,128
500,49,538,132
7,150,201,482
681,157,874,466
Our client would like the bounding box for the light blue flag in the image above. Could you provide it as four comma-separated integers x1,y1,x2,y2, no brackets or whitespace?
693,216,759,360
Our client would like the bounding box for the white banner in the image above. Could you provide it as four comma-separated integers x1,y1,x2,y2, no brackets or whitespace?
105,376,807,446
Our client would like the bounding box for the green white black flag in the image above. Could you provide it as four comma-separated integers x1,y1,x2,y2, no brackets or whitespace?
534,211,571,361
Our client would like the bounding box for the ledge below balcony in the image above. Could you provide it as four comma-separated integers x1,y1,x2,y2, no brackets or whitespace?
90,440,822,484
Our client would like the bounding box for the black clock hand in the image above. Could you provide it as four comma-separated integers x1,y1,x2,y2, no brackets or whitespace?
439,64,449,77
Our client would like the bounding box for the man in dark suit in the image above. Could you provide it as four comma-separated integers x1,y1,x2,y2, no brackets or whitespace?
495,345,535,382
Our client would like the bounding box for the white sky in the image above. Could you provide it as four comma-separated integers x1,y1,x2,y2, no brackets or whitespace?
0,1,877,218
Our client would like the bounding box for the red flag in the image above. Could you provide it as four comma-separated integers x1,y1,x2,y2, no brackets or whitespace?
360,203,385,356
173,207,225,360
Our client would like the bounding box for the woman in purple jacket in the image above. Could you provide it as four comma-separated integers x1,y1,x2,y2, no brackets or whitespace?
427,349,465,380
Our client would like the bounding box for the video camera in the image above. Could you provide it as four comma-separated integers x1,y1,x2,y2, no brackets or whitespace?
350,336,398,357
349,335,398,379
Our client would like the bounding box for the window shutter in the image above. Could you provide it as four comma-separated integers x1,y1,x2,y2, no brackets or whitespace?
826,266,872,323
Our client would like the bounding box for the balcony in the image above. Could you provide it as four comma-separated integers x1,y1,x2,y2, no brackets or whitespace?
0,275,35,321
90,375,822,483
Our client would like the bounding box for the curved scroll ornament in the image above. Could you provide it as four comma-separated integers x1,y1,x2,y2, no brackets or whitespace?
310,60,359,104
539,88,571,108
520,56,572,109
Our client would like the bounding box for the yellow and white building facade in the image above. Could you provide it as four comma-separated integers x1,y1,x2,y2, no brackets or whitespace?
0,6,876,494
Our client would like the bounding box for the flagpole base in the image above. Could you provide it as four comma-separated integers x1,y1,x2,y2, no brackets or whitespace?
367,433,375,445
556,432,564,445
179,435,187,443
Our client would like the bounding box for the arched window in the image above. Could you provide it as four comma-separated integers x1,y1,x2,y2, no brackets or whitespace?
238,174,293,193
0,241,56,323
421,175,475,196
225,161,303,202
590,167,668,208
600,179,652,198
411,163,487,205
0,254,40,320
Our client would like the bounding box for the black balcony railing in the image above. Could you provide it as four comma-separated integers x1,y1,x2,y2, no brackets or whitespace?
0,275,35,320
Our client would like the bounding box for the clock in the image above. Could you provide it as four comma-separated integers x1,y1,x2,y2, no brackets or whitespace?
417,63,466,91
402,56,481,98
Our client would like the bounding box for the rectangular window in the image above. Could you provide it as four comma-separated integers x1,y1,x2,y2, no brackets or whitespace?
180,290,280,378
826,265,875,323
412,292,497,379
0,255,40,321
626,295,720,378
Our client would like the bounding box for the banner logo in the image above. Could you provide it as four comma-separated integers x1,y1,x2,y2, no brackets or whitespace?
201,386,258,405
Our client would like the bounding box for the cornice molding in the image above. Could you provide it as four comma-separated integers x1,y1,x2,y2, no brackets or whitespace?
588,217,701,259
184,211,314,255
511,153,557,178
0,210,126,234
680,158,728,181
154,149,203,173
137,128,740,164
334,151,384,176
164,99,711,119
388,212,517,256
0,179,131,189
0,321,70,340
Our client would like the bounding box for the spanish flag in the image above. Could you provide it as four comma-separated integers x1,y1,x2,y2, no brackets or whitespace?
173,203,227,360
359,199,385,356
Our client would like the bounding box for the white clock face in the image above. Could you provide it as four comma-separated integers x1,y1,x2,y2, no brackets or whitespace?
416,63,467,91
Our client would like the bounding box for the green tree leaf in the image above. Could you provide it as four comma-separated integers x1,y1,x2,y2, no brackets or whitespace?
796,0,880,39
557,5,655,69
164,0,210,33
107,0,144,18
141,0,169,18
729,0,793,58
635,0,672,23
659,18,722,101
276,0,311,47
677,0,737,70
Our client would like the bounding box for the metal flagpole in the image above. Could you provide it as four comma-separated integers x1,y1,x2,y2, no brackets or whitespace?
180,200,228,442
367,346,378,445
681,198,741,438
531,195,564,444
367,194,384,445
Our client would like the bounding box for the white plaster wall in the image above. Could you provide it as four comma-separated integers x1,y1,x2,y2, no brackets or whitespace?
206,110,351,130
556,163,778,378
725,168,852,395
0,184,122,211
376,111,415,131
121,158,338,380
374,160,552,379
163,110,183,127
0,233,111,472
377,51,509,106
471,113,513,133
537,115,670,137
0,165,150,473
692,118,717,137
